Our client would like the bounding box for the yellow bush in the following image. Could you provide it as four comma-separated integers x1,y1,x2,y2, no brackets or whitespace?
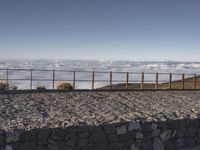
0,80,9,91
57,82,73,90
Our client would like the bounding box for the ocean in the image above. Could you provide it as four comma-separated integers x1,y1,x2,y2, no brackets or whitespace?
0,59,200,89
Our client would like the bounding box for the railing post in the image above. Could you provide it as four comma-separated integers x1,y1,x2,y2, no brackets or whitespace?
110,71,112,89
169,73,172,89
141,72,144,90
126,72,129,89
181,73,185,89
92,71,95,90
30,69,33,90
52,69,55,90
155,72,158,89
193,74,196,89
73,71,76,89
6,68,9,86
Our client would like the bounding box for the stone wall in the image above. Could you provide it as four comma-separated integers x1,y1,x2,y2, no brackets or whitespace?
1,118,200,150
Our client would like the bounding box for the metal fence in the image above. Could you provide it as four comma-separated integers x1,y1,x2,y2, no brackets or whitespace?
0,68,200,90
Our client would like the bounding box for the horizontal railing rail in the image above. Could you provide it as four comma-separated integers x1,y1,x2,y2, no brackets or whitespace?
0,68,200,90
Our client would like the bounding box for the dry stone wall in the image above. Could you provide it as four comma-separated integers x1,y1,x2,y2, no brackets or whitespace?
1,118,200,150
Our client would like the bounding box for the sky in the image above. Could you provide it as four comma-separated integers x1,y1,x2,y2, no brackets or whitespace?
0,0,200,61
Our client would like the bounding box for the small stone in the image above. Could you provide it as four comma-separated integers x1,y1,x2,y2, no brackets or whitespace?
6,131,20,143
128,122,140,131
153,138,164,150
160,130,172,142
117,125,127,135
185,127,196,138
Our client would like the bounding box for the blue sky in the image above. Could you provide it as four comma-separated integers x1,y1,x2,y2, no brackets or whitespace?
0,0,200,61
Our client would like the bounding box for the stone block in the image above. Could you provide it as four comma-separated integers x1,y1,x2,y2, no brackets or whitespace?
153,138,164,150
160,129,172,142
142,136,153,150
66,136,77,146
117,125,127,135
0,135,4,146
130,144,138,150
135,132,143,142
104,125,116,135
78,138,89,147
38,129,51,141
165,139,178,150
176,138,186,148
167,120,179,129
128,122,140,131
186,138,195,147
152,129,160,138
108,134,119,142
185,128,196,138
35,146,48,150
6,131,20,143
90,127,106,142
5,145,13,150
18,142,36,150
21,131,37,142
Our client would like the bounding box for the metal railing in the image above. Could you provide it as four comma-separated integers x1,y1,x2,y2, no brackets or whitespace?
0,68,200,90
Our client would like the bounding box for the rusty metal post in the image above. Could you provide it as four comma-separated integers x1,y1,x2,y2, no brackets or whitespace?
30,69,33,90
141,72,144,90
92,71,95,90
193,74,197,89
52,69,55,90
110,71,112,89
73,71,76,89
169,73,172,89
155,72,158,89
181,73,185,89
126,72,129,89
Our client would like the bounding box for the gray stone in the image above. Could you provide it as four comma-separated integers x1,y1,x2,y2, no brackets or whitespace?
152,129,160,138
38,129,51,141
78,138,89,147
176,127,186,138
119,132,133,142
142,136,153,150
104,125,116,135
160,129,172,142
0,135,4,146
66,136,77,146
90,127,106,142
6,131,20,143
185,128,196,138
128,122,140,131
108,134,118,142
78,132,90,138
5,145,13,150
117,125,127,135
151,123,157,130
176,138,186,148
18,142,36,150
135,132,143,142
21,131,37,142
165,139,178,150
48,138,58,147
153,138,164,150
35,146,48,150
130,144,138,150
186,138,195,147
50,129,65,141
167,120,179,129
94,140,109,150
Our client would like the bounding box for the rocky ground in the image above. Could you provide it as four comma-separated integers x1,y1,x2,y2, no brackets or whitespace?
0,91,200,131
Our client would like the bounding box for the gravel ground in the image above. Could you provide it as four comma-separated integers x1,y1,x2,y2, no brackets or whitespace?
1,91,200,131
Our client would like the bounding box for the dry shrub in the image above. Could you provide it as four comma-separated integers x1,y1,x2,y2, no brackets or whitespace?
57,81,73,90
36,82,46,90
0,80,9,91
